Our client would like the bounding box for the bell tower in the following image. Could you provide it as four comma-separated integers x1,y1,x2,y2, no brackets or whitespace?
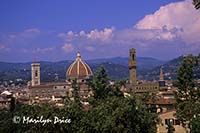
159,66,165,87
159,67,164,81
128,48,137,85
31,63,40,86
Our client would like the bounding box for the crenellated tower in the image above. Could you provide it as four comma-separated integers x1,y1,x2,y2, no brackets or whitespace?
128,48,137,85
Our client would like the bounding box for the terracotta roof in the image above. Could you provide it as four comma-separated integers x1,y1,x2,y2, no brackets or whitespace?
66,52,93,79
147,98,175,105
159,109,176,115
30,82,69,88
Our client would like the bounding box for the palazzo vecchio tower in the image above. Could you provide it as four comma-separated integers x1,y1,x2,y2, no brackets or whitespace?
128,48,137,85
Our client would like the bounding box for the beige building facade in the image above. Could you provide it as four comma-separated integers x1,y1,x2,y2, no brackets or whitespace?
127,48,160,93
157,110,188,133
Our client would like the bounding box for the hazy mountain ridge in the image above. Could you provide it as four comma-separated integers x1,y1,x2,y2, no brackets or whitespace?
87,57,166,71
137,56,183,81
0,57,166,82
140,56,200,81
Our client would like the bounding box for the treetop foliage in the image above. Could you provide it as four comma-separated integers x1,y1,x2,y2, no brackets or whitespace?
175,54,200,132
193,0,200,9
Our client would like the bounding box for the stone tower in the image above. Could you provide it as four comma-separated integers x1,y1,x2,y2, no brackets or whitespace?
159,67,164,81
128,48,137,85
159,66,165,87
31,63,40,86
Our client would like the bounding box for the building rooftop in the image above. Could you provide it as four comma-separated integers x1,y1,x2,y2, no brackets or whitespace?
147,98,175,105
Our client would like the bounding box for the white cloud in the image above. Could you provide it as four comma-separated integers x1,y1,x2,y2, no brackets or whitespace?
58,31,78,42
57,33,66,38
58,27,114,43
33,47,53,53
24,28,41,33
0,44,10,52
86,28,114,41
67,31,74,37
7,28,41,42
0,45,5,50
115,27,179,44
79,30,86,36
62,43,74,52
135,0,200,44
85,46,95,52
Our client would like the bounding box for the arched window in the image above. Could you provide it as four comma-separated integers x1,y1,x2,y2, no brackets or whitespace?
35,70,38,77
132,54,135,61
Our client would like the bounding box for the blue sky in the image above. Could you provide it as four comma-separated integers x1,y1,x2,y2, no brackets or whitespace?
0,0,199,62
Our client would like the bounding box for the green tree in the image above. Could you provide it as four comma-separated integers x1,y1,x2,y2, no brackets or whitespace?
86,94,158,132
190,115,200,133
87,66,158,132
89,66,113,100
175,55,200,131
71,79,80,104
10,96,16,112
193,0,200,9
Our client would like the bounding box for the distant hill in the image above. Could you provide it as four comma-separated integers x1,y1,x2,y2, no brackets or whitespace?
0,57,165,82
2,55,198,84
87,57,165,71
139,56,200,81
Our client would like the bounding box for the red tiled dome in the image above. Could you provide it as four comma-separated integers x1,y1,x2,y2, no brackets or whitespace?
66,52,93,79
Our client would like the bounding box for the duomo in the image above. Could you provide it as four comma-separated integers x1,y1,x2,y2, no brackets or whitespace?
28,48,166,105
